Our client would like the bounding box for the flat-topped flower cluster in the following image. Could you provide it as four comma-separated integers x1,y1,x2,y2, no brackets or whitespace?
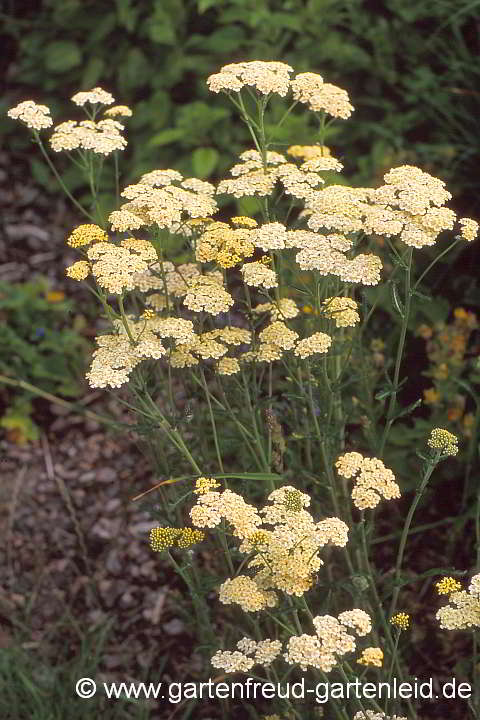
190,485,348,604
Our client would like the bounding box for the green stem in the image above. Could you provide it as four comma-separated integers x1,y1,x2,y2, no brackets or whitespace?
412,237,462,293
0,374,116,427
32,131,95,221
389,453,440,618
200,367,224,472
378,247,414,457
118,295,136,344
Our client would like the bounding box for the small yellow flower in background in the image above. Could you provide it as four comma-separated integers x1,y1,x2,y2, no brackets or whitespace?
416,323,433,340
194,477,221,495
454,307,469,321
463,412,475,437
390,612,410,630
67,224,108,248
141,309,156,320
436,577,462,595
423,388,440,405
458,217,478,242
357,647,384,667
432,362,449,380
65,260,90,281
230,216,258,228
8,100,53,130
370,338,384,352
103,105,133,118
428,428,459,456
45,290,65,303
447,407,463,422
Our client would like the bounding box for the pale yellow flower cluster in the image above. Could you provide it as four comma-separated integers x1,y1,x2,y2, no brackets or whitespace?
458,217,478,242
190,488,262,538
241,260,278,289
294,332,332,358
218,149,327,200
50,119,127,155
109,170,217,232
7,100,53,130
287,143,344,172
71,87,114,106
87,238,157,294
183,275,234,315
87,332,158,388
357,646,384,667
354,713,407,720
190,486,347,607
323,297,360,327
86,315,197,388
284,609,371,672
194,477,221,495
216,357,241,375
207,61,293,97
301,155,343,173
218,575,278,612
291,72,354,119
253,298,299,321
335,452,401,510
247,486,348,598
211,637,282,673
288,218,382,286
436,573,480,630
306,185,371,234
365,165,456,249
134,261,202,298
259,321,299,350
195,220,255,268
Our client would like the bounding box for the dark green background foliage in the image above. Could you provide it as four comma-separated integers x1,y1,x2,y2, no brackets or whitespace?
2,0,480,214
0,279,89,440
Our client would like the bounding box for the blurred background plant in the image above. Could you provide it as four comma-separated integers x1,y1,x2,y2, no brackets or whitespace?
0,277,89,443
2,0,480,216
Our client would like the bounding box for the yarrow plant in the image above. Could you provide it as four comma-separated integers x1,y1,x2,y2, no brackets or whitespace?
8,62,480,718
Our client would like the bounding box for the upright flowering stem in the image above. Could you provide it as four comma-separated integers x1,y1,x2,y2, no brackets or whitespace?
384,628,401,717
32,130,95,221
118,295,136,344
166,550,215,645
200,367,224,472
378,246,414,458
389,451,441,619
